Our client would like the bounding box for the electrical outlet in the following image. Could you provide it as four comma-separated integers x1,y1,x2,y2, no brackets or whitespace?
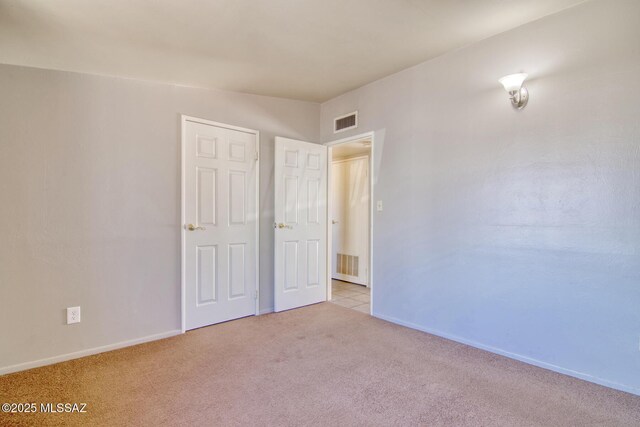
67,306,81,324
377,200,383,212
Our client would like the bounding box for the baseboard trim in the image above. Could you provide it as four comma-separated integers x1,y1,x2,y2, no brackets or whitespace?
0,329,182,376
373,312,640,397
259,307,274,315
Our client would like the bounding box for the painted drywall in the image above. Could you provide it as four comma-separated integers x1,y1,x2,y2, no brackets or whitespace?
0,64,319,370
321,0,640,394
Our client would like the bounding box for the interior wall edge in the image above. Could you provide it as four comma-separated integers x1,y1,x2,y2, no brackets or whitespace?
0,329,182,376
374,312,640,397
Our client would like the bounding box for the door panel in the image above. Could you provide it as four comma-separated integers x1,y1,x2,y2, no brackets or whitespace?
184,120,257,330
307,179,320,224
197,245,217,304
229,171,246,225
307,240,320,286
197,167,217,226
228,243,246,298
284,176,299,224
274,137,327,312
284,241,299,291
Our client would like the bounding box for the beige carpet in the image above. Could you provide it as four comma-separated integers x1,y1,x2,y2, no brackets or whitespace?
1,303,639,426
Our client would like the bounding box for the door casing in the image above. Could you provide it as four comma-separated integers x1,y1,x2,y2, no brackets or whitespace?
325,131,375,315
180,115,260,333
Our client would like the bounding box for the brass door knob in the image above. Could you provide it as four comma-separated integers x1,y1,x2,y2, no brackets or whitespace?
274,223,293,229
186,224,206,231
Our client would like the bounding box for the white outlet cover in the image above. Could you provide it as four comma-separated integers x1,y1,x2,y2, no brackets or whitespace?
376,200,383,211
67,306,81,324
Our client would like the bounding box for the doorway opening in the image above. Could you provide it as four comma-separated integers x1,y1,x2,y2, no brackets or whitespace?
326,133,374,315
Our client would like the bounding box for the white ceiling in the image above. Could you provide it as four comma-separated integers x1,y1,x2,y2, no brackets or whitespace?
0,0,587,102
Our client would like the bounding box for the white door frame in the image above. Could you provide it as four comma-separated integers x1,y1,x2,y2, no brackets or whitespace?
325,131,375,315
180,115,260,333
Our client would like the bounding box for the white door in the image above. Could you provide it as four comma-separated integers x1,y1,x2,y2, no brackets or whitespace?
274,137,328,312
331,156,370,285
183,118,258,330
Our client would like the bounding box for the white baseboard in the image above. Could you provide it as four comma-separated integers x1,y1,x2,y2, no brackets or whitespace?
0,329,182,376
259,307,274,315
373,312,640,397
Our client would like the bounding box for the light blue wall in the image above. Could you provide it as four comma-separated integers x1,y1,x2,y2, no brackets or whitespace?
321,0,640,394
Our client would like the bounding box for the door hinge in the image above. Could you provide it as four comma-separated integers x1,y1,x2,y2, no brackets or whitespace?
254,290,259,300
254,151,259,161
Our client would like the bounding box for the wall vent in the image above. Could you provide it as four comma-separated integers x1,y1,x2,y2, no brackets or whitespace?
334,111,358,133
337,253,359,277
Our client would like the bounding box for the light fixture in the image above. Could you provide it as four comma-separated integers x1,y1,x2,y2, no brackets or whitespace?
499,73,528,110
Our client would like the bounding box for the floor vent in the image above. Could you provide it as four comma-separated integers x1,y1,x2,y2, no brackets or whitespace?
334,111,358,133
337,253,359,277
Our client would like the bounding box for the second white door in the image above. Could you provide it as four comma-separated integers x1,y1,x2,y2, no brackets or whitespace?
274,137,328,312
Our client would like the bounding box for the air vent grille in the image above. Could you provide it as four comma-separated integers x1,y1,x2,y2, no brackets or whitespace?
334,111,358,133
337,253,359,277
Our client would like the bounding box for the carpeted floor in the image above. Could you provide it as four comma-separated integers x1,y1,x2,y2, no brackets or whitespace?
1,303,639,426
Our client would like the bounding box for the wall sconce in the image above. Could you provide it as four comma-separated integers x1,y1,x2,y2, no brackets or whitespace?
499,73,528,110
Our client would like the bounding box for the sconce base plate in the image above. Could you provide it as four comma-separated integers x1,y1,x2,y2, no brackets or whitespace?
511,87,529,110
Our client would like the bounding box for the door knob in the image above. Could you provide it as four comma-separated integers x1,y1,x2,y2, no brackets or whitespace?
274,222,293,229
332,220,339,224
186,224,206,231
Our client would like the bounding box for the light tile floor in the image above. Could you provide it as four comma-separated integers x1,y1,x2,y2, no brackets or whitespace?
330,279,370,314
